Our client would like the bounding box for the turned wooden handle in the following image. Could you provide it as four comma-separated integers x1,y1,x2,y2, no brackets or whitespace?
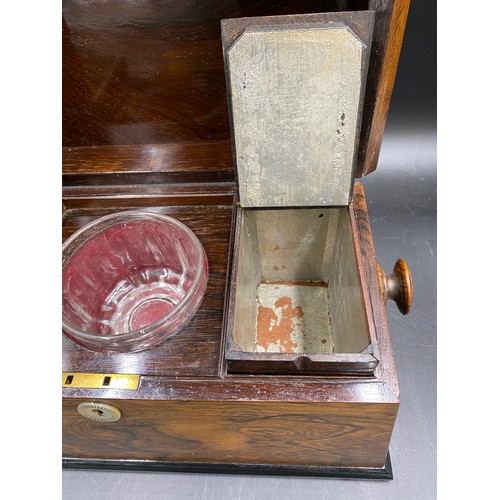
378,259,413,315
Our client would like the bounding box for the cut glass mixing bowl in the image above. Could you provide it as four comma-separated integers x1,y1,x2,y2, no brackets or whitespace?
62,211,208,353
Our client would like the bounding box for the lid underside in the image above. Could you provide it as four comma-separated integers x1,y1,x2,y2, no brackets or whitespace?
225,14,374,208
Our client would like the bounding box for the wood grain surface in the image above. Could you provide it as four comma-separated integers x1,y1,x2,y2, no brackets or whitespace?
62,0,345,148
357,0,411,176
62,142,234,186
351,183,398,393
63,399,398,467
63,0,409,178
378,258,413,315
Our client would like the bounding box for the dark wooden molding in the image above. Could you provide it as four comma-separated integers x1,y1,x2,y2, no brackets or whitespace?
62,141,235,186
63,452,393,480
225,351,379,376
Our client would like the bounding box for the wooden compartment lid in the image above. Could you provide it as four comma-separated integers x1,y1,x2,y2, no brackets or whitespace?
222,12,374,208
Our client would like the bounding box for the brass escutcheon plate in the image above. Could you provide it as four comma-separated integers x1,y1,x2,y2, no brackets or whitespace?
62,372,140,390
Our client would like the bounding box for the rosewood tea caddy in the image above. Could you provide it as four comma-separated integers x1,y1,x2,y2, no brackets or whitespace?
62,0,412,479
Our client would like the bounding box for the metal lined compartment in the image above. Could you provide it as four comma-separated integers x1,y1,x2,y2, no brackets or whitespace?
223,13,378,375
227,207,372,370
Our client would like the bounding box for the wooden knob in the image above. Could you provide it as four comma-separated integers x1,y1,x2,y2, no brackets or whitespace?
378,259,413,315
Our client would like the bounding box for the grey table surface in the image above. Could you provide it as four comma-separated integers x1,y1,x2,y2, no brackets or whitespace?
62,125,437,500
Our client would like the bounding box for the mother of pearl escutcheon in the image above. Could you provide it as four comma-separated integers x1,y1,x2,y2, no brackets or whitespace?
77,402,122,422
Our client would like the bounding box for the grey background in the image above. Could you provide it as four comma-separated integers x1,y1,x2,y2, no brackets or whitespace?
63,2,437,498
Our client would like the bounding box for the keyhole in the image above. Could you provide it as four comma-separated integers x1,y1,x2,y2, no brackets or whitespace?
92,409,104,417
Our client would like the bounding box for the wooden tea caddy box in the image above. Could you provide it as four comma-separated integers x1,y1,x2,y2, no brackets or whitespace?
62,0,412,479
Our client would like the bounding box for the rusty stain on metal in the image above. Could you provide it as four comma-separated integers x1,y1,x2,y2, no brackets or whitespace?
272,265,287,271
255,282,334,354
257,296,303,352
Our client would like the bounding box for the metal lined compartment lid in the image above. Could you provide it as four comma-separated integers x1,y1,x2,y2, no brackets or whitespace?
222,12,374,208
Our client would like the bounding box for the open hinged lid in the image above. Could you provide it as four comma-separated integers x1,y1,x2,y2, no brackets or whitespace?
63,2,409,186
222,12,375,208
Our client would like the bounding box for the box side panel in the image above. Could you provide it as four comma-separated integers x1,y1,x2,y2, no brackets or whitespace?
351,182,399,393
232,210,261,351
63,398,398,468
254,208,338,282
326,208,371,352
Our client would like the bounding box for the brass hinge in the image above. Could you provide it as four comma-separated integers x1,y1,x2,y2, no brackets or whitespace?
62,372,140,390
